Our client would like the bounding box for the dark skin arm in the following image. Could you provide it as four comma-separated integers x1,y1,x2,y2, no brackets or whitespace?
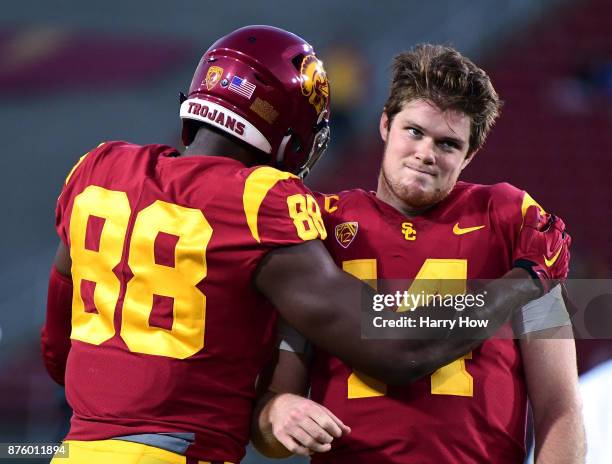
254,239,540,385
51,239,538,385
54,242,71,276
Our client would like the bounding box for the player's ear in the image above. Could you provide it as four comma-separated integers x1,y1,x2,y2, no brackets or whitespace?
461,149,478,170
379,112,389,143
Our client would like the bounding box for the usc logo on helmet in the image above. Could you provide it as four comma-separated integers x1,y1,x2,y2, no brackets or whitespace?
300,55,329,114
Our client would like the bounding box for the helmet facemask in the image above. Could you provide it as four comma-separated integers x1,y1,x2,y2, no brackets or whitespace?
297,117,330,178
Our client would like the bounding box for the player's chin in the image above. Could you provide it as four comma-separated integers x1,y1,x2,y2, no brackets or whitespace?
397,184,443,209
398,177,432,196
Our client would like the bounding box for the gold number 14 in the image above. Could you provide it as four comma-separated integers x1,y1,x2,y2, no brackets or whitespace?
343,258,473,399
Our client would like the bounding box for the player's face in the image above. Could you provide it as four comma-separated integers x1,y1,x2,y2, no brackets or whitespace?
378,99,474,213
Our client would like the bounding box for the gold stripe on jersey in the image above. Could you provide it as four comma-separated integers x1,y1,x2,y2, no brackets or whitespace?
521,191,545,219
243,167,298,242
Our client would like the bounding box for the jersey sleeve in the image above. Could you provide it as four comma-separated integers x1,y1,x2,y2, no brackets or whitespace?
242,166,327,247
490,183,570,333
489,183,546,254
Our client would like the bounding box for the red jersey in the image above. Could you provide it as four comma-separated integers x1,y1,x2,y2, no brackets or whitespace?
54,141,326,463
310,183,540,464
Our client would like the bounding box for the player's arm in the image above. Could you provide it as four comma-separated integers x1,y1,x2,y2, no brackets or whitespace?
521,327,586,464
256,245,535,386
255,206,569,385
41,242,73,385
251,349,346,457
250,321,342,457
250,275,551,459
252,207,572,458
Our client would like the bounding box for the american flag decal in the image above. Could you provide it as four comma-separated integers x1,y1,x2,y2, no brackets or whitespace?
228,75,256,99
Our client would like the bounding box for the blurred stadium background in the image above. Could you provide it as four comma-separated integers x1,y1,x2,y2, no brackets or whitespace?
0,0,610,462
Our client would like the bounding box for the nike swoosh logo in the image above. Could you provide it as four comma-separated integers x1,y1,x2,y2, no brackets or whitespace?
544,245,563,267
453,223,485,235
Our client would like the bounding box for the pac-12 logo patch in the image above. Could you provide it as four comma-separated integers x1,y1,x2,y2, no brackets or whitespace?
335,222,358,248
300,54,329,114
206,66,224,90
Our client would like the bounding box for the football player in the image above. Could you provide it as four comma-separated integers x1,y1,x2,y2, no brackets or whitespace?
41,29,570,464
253,44,584,463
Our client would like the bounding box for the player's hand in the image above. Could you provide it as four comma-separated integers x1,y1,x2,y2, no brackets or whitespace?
513,206,571,294
267,392,350,456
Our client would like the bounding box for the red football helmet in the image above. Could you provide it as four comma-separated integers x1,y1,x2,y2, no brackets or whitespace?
180,25,330,177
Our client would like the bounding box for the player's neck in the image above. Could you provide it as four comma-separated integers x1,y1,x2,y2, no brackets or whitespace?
184,127,263,167
375,176,431,218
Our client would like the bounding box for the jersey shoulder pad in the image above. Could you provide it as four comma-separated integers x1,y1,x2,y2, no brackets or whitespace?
242,166,326,245
56,141,144,245
63,141,111,186
63,140,149,186
487,182,545,223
